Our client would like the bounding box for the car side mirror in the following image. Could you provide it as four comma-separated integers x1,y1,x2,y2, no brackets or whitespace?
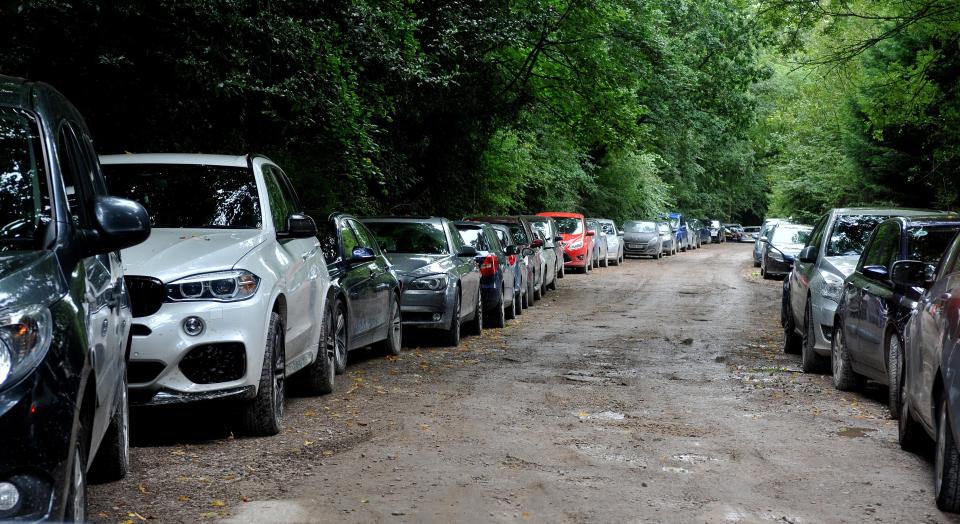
84,196,151,255
505,245,518,256
521,247,534,257
891,260,935,288
862,265,889,282
457,245,478,258
618,230,624,236
553,236,563,242
280,213,318,239
531,238,544,248
798,245,818,263
349,247,377,264
586,230,595,237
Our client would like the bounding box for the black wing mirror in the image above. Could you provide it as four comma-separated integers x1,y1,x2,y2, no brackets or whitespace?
553,236,563,242
349,247,377,264
797,245,818,263
85,196,151,255
618,230,624,236
891,260,935,288
280,213,318,239
862,265,889,282
457,245,478,258
505,244,518,256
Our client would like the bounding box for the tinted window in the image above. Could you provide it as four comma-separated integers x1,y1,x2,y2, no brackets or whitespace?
493,227,510,246
457,226,487,251
827,215,885,257
318,220,339,263
351,220,382,255
340,221,360,257
104,163,261,228
0,109,50,251
529,220,550,239
860,222,899,269
365,221,449,255
600,222,616,234
555,218,583,235
624,221,656,233
907,227,958,266
485,228,504,254
263,166,294,231
806,215,827,249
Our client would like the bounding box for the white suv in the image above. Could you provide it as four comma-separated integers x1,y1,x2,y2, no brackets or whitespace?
101,154,334,436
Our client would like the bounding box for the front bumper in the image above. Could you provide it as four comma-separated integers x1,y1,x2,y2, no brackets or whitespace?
764,256,794,276
624,242,659,256
127,298,271,406
400,285,456,330
563,245,590,268
810,295,838,354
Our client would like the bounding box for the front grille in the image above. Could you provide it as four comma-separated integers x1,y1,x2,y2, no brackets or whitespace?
128,361,165,384
179,343,246,384
125,275,165,318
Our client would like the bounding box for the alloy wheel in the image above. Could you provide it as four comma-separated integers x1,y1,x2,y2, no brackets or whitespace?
938,404,948,497
272,328,286,423
335,308,347,370
389,298,402,348
71,445,86,522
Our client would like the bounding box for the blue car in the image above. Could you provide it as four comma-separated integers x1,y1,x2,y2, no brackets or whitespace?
454,221,518,328
666,213,690,252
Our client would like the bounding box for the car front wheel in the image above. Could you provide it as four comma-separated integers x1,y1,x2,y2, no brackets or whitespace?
831,322,861,390
300,302,336,395
64,434,87,523
332,302,348,375
379,294,403,355
443,293,462,347
465,289,483,336
801,301,824,373
241,313,285,436
936,396,960,512
887,330,905,419
89,375,130,482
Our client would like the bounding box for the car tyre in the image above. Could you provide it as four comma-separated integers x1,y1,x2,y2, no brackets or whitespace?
936,396,960,512
887,330,905,419
515,290,524,315
64,430,88,523
241,313,285,436
332,301,348,375
831,322,862,391
899,379,926,452
781,289,802,355
89,375,129,482
505,288,517,320
489,287,506,328
530,274,539,302
600,253,608,267
521,284,529,309
299,302,336,395
801,301,824,373
548,271,557,290
558,264,565,279
444,293,462,347
379,294,403,355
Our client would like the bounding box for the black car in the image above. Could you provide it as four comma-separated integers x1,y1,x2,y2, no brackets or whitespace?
465,216,544,306
759,223,812,279
454,221,518,328
0,76,150,521
318,213,403,373
832,215,960,417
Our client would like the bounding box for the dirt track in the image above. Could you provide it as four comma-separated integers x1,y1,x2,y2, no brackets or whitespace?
91,243,959,523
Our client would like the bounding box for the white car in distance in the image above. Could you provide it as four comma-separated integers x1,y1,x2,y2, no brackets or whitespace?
101,154,334,436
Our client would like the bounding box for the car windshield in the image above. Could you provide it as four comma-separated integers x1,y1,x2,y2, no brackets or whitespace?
658,223,670,233
907,226,959,265
365,221,449,255
625,221,657,233
456,226,484,250
529,220,549,238
600,222,616,234
0,108,50,252
771,226,812,245
555,218,582,235
104,163,261,228
827,215,886,257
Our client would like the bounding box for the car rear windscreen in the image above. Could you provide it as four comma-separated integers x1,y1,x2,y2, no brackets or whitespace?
908,226,960,265
104,163,261,229
365,222,449,255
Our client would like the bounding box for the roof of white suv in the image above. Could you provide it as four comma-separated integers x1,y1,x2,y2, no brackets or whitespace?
99,153,252,167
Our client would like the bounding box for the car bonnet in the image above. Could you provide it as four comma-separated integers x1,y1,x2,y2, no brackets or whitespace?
121,228,269,282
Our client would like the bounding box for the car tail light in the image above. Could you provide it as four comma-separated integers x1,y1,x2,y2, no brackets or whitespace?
507,255,517,266
480,255,498,277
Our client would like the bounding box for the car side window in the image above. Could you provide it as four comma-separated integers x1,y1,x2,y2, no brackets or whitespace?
486,228,504,254
262,166,294,232
57,124,92,226
860,222,898,269
806,215,828,249
350,219,382,256
340,220,361,258
494,228,509,247
448,222,466,253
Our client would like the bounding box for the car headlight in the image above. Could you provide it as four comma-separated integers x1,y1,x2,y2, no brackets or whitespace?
166,270,260,302
0,305,53,388
568,239,583,250
820,271,844,303
408,275,448,291
770,249,784,262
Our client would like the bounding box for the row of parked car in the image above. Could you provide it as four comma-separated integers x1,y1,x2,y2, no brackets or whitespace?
760,206,960,512
5,77,712,521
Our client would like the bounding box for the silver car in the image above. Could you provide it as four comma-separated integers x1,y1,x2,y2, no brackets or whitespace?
595,218,624,265
586,219,610,267
362,217,482,347
783,208,940,372
623,220,665,258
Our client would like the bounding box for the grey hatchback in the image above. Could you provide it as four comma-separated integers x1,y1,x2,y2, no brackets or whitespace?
362,217,482,347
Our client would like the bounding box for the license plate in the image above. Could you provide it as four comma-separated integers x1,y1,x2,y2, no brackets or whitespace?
628,243,644,249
